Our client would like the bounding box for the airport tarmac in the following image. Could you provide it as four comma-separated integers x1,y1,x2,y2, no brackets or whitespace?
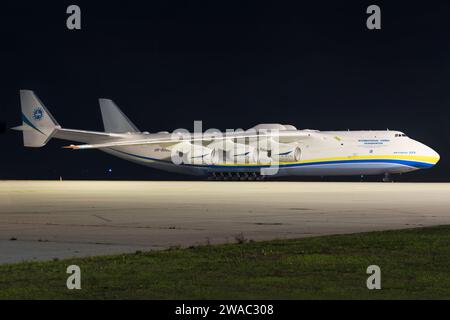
1,180,450,264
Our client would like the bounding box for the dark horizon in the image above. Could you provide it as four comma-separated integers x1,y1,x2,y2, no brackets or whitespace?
1,1,449,181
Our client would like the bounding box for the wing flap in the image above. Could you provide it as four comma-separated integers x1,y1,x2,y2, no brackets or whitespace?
54,128,127,144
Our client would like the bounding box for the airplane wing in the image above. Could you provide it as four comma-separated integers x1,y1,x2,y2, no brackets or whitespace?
62,130,321,150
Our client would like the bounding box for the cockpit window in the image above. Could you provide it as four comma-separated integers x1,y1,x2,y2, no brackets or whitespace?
395,133,407,137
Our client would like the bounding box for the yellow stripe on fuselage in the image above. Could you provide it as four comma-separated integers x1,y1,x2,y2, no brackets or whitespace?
214,154,440,167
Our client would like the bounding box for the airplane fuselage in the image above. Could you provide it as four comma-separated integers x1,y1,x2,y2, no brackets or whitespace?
101,129,440,178
15,90,440,180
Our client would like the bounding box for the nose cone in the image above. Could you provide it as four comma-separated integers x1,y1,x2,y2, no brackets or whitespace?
425,145,440,166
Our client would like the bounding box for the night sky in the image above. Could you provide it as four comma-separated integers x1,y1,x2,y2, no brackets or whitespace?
1,1,449,181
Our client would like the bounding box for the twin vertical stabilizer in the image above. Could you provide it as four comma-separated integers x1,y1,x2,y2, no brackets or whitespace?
13,90,140,148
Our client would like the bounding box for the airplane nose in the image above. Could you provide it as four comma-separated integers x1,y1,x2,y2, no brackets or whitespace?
427,146,440,165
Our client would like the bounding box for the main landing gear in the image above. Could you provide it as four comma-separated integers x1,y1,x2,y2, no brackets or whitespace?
207,172,266,181
382,173,393,182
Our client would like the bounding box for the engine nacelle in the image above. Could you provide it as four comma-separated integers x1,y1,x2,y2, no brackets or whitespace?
253,141,301,163
270,144,301,162
171,142,215,165
207,141,258,164
229,143,258,164
185,146,215,165
250,138,301,163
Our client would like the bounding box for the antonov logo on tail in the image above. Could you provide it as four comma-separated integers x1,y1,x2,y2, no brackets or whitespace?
32,108,44,121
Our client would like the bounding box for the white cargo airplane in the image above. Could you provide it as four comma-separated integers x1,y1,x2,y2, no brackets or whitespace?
13,90,440,180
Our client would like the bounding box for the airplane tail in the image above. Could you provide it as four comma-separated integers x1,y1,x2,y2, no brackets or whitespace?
12,90,60,147
98,99,139,133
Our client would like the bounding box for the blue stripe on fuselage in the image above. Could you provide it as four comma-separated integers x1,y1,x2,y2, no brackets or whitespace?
110,149,433,169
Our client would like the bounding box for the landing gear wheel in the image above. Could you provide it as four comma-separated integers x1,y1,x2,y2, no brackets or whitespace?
382,173,392,182
248,173,257,181
207,172,266,181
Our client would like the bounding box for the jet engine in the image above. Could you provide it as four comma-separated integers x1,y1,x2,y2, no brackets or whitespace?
274,144,302,162
229,143,258,164
171,142,215,165
252,140,301,163
207,140,258,164
272,145,302,162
